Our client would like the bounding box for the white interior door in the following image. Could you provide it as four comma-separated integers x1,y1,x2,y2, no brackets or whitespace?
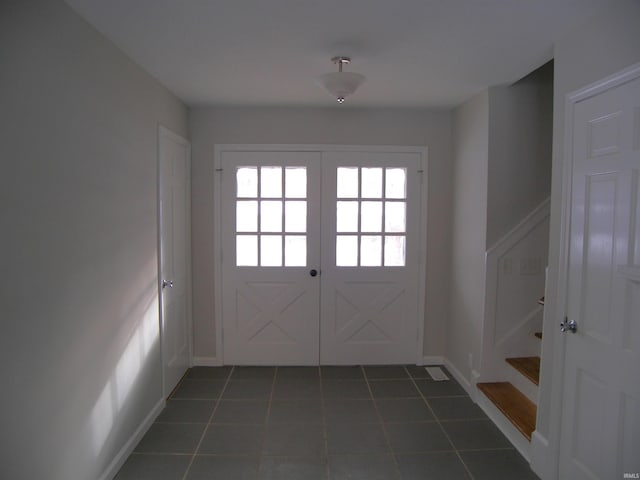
159,127,191,397
220,151,322,365
559,71,640,478
320,151,423,364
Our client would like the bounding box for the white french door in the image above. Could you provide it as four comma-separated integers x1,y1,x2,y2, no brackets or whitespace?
218,146,425,365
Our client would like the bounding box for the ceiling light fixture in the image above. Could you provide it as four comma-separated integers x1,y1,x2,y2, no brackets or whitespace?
316,56,366,103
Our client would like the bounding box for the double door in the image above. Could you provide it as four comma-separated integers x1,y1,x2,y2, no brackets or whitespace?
219,147,425,365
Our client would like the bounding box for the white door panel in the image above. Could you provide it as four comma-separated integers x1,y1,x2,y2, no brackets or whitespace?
560,73,640,479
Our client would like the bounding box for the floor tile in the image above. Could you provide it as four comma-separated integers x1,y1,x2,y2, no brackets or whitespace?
263,423,325,456
258,456,327,480
185,455,259,480
428,396,487,420
441,419,512,450
396,452,471,480
368,379,419,398
277,366,320,379
324,399,378,424
231,366,276,380
385,422,453,453
328,454,400,480
320,366,364,380
363,365,409,379
171,379,225,399
212,400,269,424
134,423,205,454
222,380,273,400
114,453,191,480
198,424,264,455
156,399,215,423
322,380,371,399
375,398,435,422
326,423,389,454
269,400,323,424
186,366,232,380
272,377,321,399
460,449,540,480
414,378,467,397
405,365,432,379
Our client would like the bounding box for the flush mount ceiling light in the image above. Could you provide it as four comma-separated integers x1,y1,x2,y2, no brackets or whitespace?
316,56,366,103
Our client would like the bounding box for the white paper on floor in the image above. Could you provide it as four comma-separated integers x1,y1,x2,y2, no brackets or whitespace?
425,366,449,381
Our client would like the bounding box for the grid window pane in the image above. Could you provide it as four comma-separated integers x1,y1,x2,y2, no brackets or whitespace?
385,168,406,199
361,236,382,266
337,201,359,233
285,235,306,266
236,200,257,232
261,166,282,197
236,235,258,266
337,167,358,198
384,236,406,266
361,201,382,232
237,167,257,198
260,201,282,232
285,167,306,198
336,236,358,266
285,201,306,233
385,202,406,233
361,168,383,198
260,235,282,266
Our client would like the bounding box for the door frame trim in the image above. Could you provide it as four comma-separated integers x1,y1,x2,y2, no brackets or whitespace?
543,62,640,480
157,124,193,396
213,144,429,365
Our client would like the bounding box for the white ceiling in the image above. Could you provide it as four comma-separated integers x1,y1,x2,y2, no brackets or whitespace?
66,0,614,108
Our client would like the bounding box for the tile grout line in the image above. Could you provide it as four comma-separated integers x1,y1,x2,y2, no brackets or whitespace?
255,366,279,477
179,366,235,480
319,366,331,480
362,366,404,480
404,366,476,480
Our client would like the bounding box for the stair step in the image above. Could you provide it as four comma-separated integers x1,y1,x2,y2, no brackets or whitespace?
477,382,537,441
506,356,540,385
534,332,542,339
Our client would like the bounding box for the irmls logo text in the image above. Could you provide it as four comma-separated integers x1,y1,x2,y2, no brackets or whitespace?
623,473,640,479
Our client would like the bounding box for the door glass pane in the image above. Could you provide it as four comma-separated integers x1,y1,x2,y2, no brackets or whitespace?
337,167,358,198
261,201,282,232
236,235,258,266
337,201,358,233
236,200,257,232
336,235,358,266
285,235,306,266
285,201,306,233
361,168,382,198
261,166,282,197
384,236,405,266
285,167,306,198
361,201,382,232
237,167,257,198
261,235,282,266
361,235,382,266
385,202,406,233
385,168,406,199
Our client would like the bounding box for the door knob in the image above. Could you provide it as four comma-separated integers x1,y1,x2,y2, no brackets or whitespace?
162,279,174,289
310,269,319,277
560,318,577,333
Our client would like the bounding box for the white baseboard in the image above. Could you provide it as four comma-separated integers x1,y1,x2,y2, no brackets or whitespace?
443,358,474,397
419,356,444,365
530,430,554,480
98,397,165,480
192,356,223,366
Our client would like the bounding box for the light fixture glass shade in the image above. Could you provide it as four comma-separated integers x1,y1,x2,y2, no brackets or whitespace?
316,72,366,102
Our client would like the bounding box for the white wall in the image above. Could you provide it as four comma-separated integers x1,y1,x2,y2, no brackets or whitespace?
532,1,640,478
0,1,188,479
487,62,553,247
189,107,452,362
447,91,490,384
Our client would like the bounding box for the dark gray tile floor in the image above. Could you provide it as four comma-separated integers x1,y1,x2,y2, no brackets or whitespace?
115,365,540,480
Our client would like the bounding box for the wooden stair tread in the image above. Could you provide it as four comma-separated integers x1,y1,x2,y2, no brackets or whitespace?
478,382,537,441
506,356,540,385
534,332,542,339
